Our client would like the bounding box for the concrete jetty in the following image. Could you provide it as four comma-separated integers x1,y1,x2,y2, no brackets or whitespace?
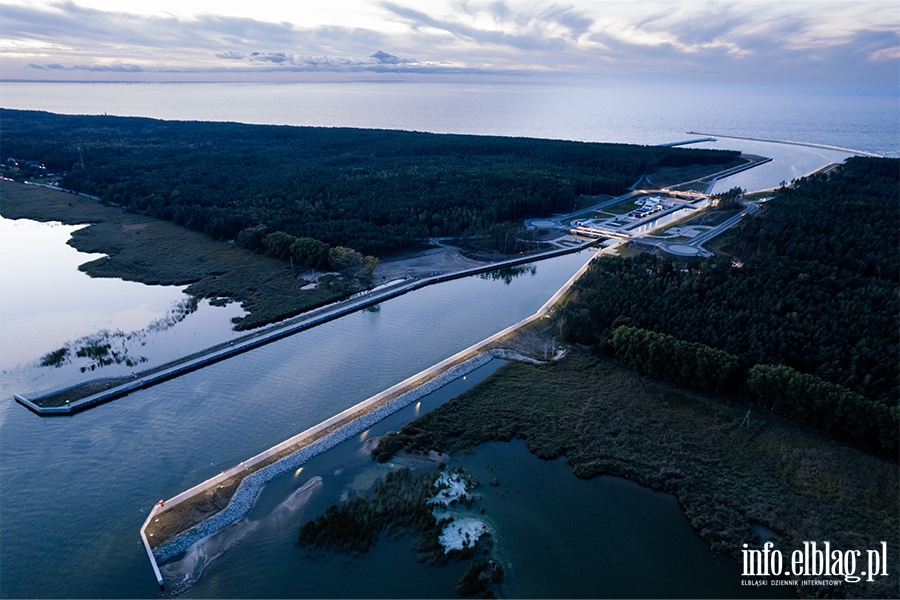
660,137,716,147
139,246,600,586
685,131,883,158
16,239,599,416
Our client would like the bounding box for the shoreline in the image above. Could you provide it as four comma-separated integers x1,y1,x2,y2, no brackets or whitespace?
17,240,599,415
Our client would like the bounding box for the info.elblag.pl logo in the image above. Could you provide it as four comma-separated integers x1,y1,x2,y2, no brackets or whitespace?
741,541,889,587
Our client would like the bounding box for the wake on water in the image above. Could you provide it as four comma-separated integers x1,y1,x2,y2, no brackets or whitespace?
160,476,323,596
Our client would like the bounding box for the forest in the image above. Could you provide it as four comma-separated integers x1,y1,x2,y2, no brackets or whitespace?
0,109,737,256
560,157,899,451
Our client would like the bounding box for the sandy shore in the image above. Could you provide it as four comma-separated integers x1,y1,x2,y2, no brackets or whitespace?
372,242,488,282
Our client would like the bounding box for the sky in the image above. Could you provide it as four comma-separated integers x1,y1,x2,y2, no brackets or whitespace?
1,0,898,86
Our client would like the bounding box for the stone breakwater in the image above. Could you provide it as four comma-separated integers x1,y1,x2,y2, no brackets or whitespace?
152,350,501,563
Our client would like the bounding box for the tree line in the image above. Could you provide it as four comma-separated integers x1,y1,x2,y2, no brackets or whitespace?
561,157,899,453
236,225,377,277
0,109,738,257
606,326,896,453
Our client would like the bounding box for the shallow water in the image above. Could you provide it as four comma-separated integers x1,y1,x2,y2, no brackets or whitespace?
0,216,246,397
178,389,792,598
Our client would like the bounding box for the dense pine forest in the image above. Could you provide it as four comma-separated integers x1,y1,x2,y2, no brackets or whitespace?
1,109,737,256
560,157,899,452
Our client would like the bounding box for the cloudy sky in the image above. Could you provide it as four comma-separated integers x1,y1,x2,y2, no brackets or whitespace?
1,0,897,85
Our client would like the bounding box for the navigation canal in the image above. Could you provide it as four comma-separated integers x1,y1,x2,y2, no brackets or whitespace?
1,245,598,598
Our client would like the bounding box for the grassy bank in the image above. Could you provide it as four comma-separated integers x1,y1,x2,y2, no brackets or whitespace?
375,350,899,598
0,180,351,330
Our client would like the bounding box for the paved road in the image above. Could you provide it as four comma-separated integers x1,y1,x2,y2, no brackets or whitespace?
690,201,759,251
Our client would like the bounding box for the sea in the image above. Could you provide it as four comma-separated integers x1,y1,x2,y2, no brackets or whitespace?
0,79,896,599
2,80,898,156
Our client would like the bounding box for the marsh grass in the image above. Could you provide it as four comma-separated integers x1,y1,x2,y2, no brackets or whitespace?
0,181,352,330
376,350,899,598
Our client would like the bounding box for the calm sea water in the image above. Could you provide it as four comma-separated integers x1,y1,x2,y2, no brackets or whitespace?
2,81,897,156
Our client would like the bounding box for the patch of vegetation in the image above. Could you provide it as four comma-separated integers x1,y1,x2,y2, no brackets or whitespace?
297,468,445,560
374,352,899,598
0,180,351,330
296,465,501,597
456,560,504,598
602,325,895,454
297,467,484,566
40,347,69,368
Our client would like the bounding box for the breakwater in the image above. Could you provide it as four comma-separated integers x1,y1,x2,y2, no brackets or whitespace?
685,131,884,158
140,246,600,585
660,137,716,147
149,350,499,564
16,239,599,415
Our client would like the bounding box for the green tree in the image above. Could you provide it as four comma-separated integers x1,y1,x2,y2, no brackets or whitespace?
290,237,331,270
328,246,364,275
360,255,379,280
264,231,297,259
236,224,268,251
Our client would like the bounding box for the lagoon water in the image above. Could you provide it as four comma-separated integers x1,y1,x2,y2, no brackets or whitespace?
0,216,248,397
0,80,892,597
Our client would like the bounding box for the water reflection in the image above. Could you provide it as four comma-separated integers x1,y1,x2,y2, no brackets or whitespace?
0,216,246,397
478,263,537,285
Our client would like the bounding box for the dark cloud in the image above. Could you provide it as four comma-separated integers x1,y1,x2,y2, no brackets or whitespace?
370,50,415,64
216,51,246,60
249,52,292,63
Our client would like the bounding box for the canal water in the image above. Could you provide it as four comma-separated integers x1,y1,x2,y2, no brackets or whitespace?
693,139,854,194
